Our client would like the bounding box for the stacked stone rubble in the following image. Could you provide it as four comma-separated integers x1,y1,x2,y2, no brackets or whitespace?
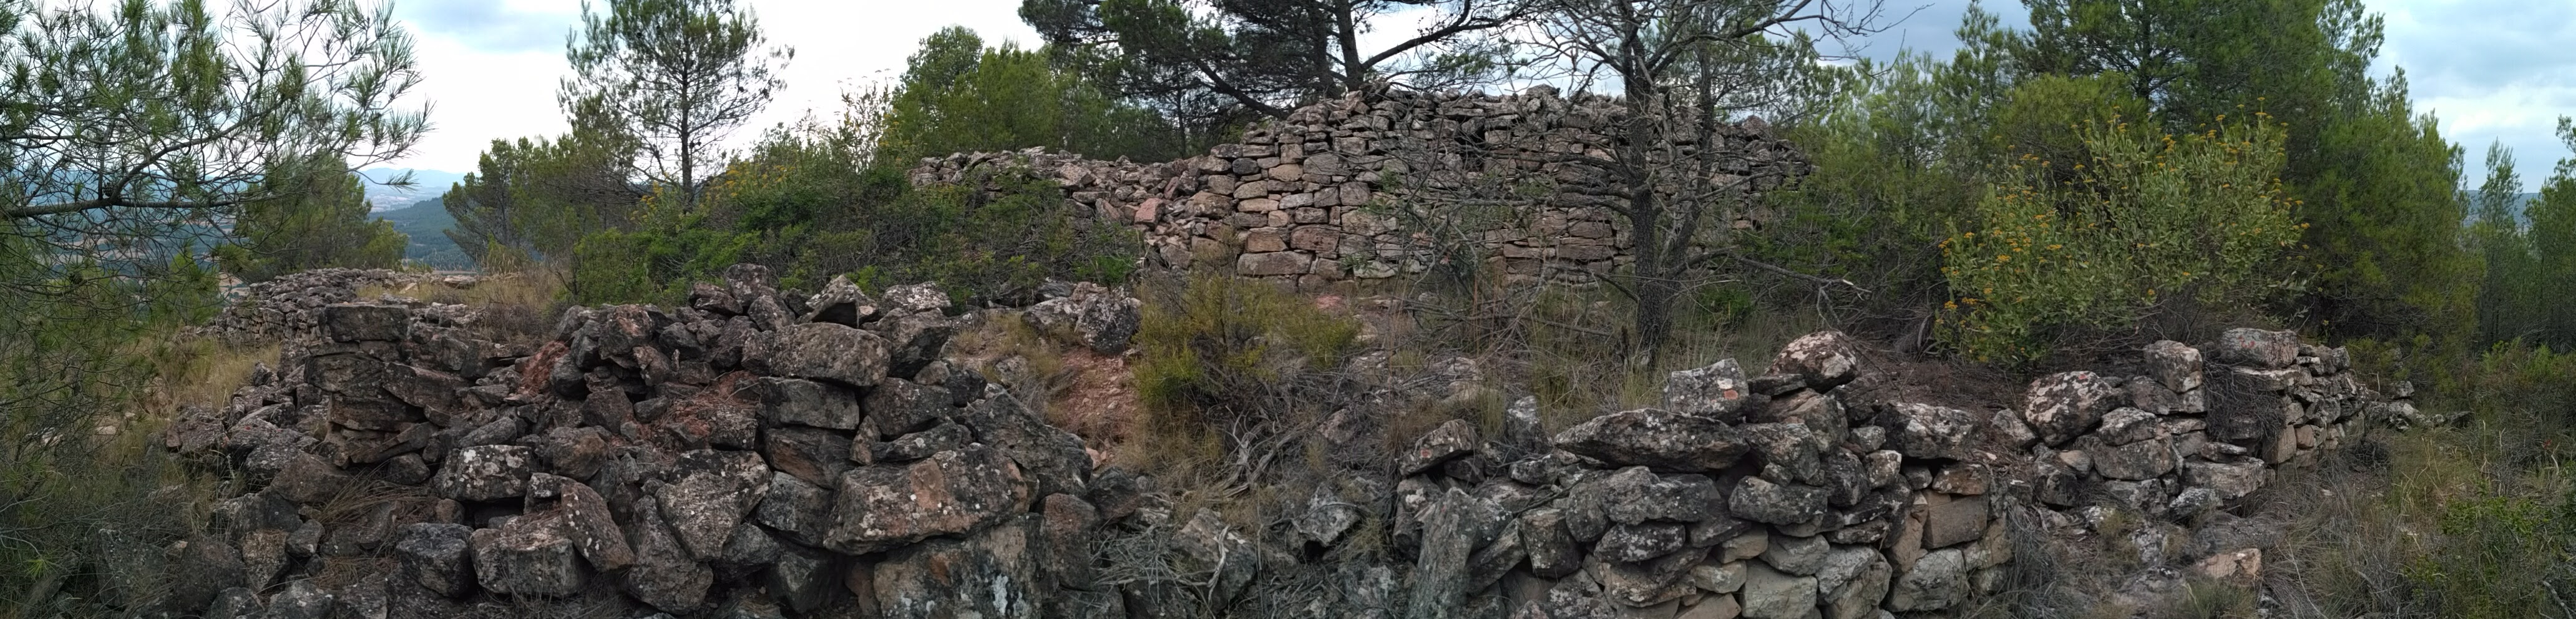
1303,328,2405,619
187,268,437,345
155,260,2408,618
910,88,1810,289
163,265,1148,619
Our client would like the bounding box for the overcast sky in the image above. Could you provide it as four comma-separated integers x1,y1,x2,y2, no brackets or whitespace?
381,0,2575,189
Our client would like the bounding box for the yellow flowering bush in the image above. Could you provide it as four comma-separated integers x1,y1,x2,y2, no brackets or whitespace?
1942,114,2300,363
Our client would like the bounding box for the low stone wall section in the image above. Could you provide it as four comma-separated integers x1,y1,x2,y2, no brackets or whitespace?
911,89,1810,289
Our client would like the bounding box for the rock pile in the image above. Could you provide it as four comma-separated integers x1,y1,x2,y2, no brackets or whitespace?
164,265,1146,619
154,260,2403,618
1286,328,2406,619
910,87,1810,289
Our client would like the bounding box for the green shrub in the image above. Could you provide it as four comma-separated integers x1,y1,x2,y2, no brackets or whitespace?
1133,275,1360,436
566,129,1139,306
1942,89,2300,364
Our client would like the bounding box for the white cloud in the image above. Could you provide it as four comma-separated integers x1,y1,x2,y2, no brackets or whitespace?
382,0,1040,173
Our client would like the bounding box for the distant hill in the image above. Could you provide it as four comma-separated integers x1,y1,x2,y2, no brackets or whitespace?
2462,190,2544,226
358,168,466,212
378,196,473,270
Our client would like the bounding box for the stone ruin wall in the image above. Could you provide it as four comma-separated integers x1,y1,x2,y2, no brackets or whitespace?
909,88,1810,290
144,263,2419,619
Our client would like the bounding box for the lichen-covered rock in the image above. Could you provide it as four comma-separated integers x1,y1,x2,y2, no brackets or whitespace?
2082,435,2177,480
468,522,583,598
1664,359,1757,421
871,515,1040,619
2022,371,2122,446
431,445,532,502
656,449,773,562
751,323,890,387
324,304,411,342
763,426,854,487
394,523,475,598
1886,547,1968,612
2095,407,2164,446
1729,476,1828,525
1770,331,1860,391
1022,282,1144,354
2182,456,2270,499
1881,402,1983,461
1594,522,1689,563
1737,562,1817,619
1295,484,1362,547
2214,328,2300,369
754,472,833,547
1400,419,1481,476
754,377,862,430
2144,340,2203,392
1759,533,1829,575
525,473,634,571
1599,466,1719,524
880,283,953,316
622,500,714,613
825,445,1030,554
1522,507,1581,578
1820,550,1891,619
803,275,880,326
1553,408,1752,471
869,312,955,378
957,388,1093,499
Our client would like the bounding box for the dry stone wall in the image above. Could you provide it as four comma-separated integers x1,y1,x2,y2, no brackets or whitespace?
1413,326,2409,618
910,88,1810,289
149,261,2409,619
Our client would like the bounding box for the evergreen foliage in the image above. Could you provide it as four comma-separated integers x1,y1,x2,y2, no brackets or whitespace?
214,166,407,283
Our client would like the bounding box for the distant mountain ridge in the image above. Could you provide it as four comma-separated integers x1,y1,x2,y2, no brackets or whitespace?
377,195,471,270
357,167,466,212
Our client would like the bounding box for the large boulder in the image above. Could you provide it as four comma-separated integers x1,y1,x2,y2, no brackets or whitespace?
824,445,1032,554
2022,371,2122,446
1553,408,1752,471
